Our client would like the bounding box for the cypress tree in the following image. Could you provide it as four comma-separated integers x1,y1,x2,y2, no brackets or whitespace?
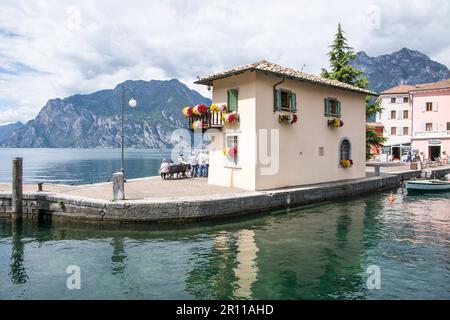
322,23,385,159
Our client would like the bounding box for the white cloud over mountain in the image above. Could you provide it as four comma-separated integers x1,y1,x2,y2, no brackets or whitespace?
0,0,449,124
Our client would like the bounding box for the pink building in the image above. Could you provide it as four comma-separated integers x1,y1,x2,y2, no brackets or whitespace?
411,79,450,161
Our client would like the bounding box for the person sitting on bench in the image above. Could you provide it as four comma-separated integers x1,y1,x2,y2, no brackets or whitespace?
160,159,169,179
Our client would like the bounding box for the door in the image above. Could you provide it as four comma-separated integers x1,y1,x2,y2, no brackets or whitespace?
392,147,400,160
428,146,441,161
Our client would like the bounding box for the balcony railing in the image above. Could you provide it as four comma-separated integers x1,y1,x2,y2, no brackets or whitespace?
414,131,450,138
188,111,223,130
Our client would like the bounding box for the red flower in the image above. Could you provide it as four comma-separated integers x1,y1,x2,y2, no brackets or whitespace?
194,104,207,115
291,114,298,124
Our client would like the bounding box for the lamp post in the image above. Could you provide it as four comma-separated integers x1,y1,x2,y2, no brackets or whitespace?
120,83,137,176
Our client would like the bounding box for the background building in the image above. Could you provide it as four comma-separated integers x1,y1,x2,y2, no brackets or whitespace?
410,79,450,161
377,79,450,161
377,85,414,160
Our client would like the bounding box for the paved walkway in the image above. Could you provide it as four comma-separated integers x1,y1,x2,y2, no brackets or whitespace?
366,162,450,175
0,177,245,201
1,164,449,202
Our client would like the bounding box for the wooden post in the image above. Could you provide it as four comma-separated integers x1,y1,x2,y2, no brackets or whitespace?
12,158,23,222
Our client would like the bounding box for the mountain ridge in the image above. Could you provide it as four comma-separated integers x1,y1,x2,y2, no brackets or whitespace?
1,79,210,148
352,47,450,93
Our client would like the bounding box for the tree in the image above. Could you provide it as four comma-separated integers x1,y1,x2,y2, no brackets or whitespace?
321,23,384,159
366,126,386,160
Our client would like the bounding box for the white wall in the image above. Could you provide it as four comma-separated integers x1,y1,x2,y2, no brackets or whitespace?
207,71,367,191
378,94,412,146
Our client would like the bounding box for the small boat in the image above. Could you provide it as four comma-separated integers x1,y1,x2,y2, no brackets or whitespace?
405,180,450,192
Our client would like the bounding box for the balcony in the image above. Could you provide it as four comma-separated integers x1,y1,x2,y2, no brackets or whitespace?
188,111,223,130
413,131,450,139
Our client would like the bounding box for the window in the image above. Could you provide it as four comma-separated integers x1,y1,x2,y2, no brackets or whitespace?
319,147,324,157
403,127,409,135
390,97,396,104
274,89,297,112
426,123,433,131
339,139,351,161
324,98,341,118
447,122,450,131
426,102,433,112
390,110,396,120
403,97,409,103
225,134,239,166
227,89,238,112
281,90,291,112
403,110,409,119
391,127,397,135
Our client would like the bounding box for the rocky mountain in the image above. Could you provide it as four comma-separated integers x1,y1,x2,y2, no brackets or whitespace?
352,48,450,93
0,121,24,143
1,79,210,148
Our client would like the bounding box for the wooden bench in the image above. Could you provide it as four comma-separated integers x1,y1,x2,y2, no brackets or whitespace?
161,164,188,179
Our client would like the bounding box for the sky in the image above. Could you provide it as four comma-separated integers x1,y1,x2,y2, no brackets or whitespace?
0,0,449,125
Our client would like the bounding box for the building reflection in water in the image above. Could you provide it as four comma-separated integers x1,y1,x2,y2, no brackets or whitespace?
109,237,143,298
232,229,259,299
9,223,28,284
250,201,368,299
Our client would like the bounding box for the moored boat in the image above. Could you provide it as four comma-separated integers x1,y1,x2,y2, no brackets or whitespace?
405,180,450,192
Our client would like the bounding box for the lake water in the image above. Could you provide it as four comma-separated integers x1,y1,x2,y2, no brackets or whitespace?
1,190,449,300
0,148,171,184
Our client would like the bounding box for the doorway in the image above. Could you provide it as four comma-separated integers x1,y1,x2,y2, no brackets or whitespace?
392,147,400,160
428,146,441,161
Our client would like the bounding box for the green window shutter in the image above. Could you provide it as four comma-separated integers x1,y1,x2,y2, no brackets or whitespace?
324,98,330,116
290,93,297,112
228,89,238,112
274,89,282,112
337,101,341,118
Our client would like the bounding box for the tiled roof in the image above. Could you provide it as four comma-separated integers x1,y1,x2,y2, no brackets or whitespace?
381,85,415,94
410,78,450,91
195,60,376,96
381,78,450,95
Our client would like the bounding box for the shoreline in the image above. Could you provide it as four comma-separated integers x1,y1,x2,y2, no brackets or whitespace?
3,168,447,223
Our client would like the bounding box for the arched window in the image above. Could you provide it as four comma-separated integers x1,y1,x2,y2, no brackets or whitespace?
340,139,351,161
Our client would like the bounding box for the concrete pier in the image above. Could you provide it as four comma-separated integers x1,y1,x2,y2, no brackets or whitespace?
0,165,449,223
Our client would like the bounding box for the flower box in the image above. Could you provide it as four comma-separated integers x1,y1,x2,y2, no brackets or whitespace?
340,159,353,168
278,114,298,125
328,118,344,128
222,111,239,124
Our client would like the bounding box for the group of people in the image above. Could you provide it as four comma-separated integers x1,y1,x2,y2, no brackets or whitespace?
185,150,210,178
159,149,210,179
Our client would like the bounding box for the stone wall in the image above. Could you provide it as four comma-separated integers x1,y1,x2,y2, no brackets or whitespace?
0,170,428,223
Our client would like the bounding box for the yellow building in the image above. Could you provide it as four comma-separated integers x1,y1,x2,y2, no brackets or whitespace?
193,61,376,191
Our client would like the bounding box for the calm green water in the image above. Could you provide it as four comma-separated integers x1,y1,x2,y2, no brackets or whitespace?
0,190,449,300
0,148,170,185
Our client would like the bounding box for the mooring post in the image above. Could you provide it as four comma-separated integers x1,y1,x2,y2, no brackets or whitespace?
113,172,125,200
12,157,23,222
374,165,381,176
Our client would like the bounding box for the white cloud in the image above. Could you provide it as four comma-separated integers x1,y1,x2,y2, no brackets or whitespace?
0,0,449,125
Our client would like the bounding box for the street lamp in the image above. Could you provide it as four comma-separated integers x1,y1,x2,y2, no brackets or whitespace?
120,83,137,176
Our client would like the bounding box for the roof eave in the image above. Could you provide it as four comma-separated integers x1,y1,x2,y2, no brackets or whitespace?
195,69,376,96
